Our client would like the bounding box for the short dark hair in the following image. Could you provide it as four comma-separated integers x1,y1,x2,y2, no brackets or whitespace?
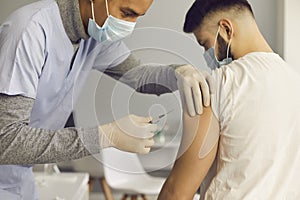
183,0,253,33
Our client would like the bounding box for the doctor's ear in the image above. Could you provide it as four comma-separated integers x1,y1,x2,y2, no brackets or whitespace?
219,19,234,40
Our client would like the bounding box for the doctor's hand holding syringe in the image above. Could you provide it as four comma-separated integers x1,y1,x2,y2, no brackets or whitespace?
98,114,157,154
98,109,175,154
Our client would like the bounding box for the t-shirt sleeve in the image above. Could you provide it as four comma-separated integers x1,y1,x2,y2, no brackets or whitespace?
211,66,235,129
211,69,223,121
0,20,46,99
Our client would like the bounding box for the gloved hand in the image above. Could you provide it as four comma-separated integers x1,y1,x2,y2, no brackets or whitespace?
175,64,214,116
99,114,157,154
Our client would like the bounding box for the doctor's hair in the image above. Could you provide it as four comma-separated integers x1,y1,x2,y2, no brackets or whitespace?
184,0,254,33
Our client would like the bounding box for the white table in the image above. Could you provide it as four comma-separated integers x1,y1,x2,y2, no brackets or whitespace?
34,172,89,200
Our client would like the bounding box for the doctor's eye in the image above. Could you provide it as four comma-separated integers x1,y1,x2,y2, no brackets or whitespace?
122,11,133,17
120,8,139,18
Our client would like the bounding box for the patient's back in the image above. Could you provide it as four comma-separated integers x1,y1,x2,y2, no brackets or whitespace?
207,52,300,200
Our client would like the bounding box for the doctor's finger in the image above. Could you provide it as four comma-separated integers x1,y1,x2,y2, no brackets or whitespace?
145,123,158,134
133,115,152,123
139,139,154,154
199,79,210,107
183,84,196,117
192,84,203,115
205,73,215,95
145,138,155,148
140,147,151,154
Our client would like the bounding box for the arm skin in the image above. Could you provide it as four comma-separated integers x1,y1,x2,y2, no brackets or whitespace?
158,107,219,200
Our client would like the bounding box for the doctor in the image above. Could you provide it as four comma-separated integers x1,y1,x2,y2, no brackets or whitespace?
0,0,210,199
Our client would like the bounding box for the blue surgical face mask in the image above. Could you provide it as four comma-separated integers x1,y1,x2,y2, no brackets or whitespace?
203,26,233,70
88,0,136,43
203,47,219,70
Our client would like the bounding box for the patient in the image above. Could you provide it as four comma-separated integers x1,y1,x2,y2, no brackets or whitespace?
158,0,300,199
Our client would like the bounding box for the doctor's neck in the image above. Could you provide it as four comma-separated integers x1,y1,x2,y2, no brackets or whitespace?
56,0,89,43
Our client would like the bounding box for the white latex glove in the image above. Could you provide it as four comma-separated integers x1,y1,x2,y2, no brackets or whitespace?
175,64,213,116
99,114,157,154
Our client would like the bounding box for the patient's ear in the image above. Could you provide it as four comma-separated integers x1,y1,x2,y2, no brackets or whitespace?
219,18,234,41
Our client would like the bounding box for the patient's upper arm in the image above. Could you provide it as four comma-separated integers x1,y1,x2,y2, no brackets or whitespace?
158,107,219,200
179,106,219,160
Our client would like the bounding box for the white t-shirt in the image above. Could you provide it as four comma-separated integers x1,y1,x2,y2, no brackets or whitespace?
205,52,300,200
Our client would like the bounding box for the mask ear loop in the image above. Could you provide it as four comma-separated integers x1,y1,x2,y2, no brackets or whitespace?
214,26,233,63
90,0,109,21
214,26,221,62
105,0,110,16
90,0,96,21
226,38,232,60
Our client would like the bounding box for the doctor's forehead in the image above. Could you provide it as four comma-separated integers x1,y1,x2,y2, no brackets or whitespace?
115,0,153,16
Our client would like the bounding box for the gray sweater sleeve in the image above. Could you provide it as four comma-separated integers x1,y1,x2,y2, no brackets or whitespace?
0,94,100,165
103,54,183,96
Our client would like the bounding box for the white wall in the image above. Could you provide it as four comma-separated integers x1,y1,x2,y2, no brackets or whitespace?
281,0,300,68
250,0,278,54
